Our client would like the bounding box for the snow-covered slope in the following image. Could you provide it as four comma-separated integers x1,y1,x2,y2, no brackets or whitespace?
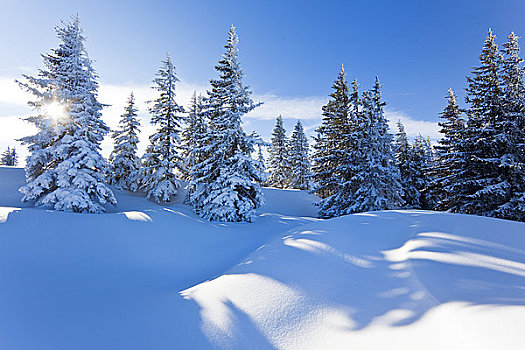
183,211,525,349
0,166,524,349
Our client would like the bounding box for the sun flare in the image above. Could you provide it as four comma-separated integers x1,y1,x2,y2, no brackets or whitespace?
44,101,66,120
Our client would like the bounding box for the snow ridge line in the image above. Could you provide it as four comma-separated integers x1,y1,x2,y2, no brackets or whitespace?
180,214,319,291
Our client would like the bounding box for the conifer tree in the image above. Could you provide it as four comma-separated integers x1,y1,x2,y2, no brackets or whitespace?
498,32,525,220
187,25,264,222
0,147,10,166
267,115,291,188
413,135,435,209
249,132,268,186
0,146,16,166
289,120,311,190
312,66,365,217
348,77,403,213
17,16,115,213
395,121,421,208
108,92,141,191
423,137,437,167
257,144,265,171
429,89,465,210
312,66,352,199
181,92,207,180
11,147,18,166
452,29,516,217
141,54,185,202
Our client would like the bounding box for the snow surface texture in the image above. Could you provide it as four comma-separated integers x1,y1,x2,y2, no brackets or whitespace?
1,166,524,349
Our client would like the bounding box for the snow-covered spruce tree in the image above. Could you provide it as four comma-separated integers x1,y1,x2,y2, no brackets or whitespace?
257,144,265,172
348,77,403,213
314,67,373,218
256,145,269,185
395,121,421,208
429,89,465,211
141,54,185,202
17,16,116,213
249,131,269,186
312,65,356,217
187,25,264,222
267,115,291,188
454,29,515,218
10,147,18,166
0,146,18,166
422,137,437,169
412,135,435,209
0,147,11,166
181,92,207,180
108,92,141,191
289,120,311,190
497,32,525,220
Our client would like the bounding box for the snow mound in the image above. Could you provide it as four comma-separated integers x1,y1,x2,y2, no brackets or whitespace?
0,167,524,349
0,166,319,217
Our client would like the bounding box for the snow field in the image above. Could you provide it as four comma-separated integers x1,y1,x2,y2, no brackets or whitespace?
1,167,524,349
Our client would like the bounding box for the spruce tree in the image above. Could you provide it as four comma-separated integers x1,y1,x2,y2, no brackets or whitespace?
253,143,268,186
0,147,14,166
257,144,265,171
348,77,403,213
249,132,269,186
498,32,525,220
313,66,367,218
395,121,421,208
312,66,352,202
17,16,115,213
187,25,264,222
11,147,18,166
412,135,434,209
181,92,207,180
141,54,185,202
108,92,142,191
430,89,465,210
453,29,514,217
289,120,311,190
267,115,291,188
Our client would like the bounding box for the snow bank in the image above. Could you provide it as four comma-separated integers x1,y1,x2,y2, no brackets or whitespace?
0,167,524,349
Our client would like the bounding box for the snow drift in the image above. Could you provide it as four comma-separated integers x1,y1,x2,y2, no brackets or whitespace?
0,166,524,349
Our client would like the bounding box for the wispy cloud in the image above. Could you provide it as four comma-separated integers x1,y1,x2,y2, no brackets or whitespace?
246,94,326,121
245,96,442,143
385,108,441,141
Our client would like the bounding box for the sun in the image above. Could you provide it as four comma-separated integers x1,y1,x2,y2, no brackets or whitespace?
44,101,66,120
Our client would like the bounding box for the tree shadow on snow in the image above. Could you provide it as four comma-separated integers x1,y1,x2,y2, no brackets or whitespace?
184,210,525,347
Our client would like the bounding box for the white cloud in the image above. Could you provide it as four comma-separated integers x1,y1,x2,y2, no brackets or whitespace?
384,108,441,142
0,115,37,164
97,81,208,157
246,94,326,121
0,79,210,163
0,78,32,106
245,94,441,142
0,76,442,166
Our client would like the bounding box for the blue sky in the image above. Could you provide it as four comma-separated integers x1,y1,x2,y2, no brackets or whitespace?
1,0,524,159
